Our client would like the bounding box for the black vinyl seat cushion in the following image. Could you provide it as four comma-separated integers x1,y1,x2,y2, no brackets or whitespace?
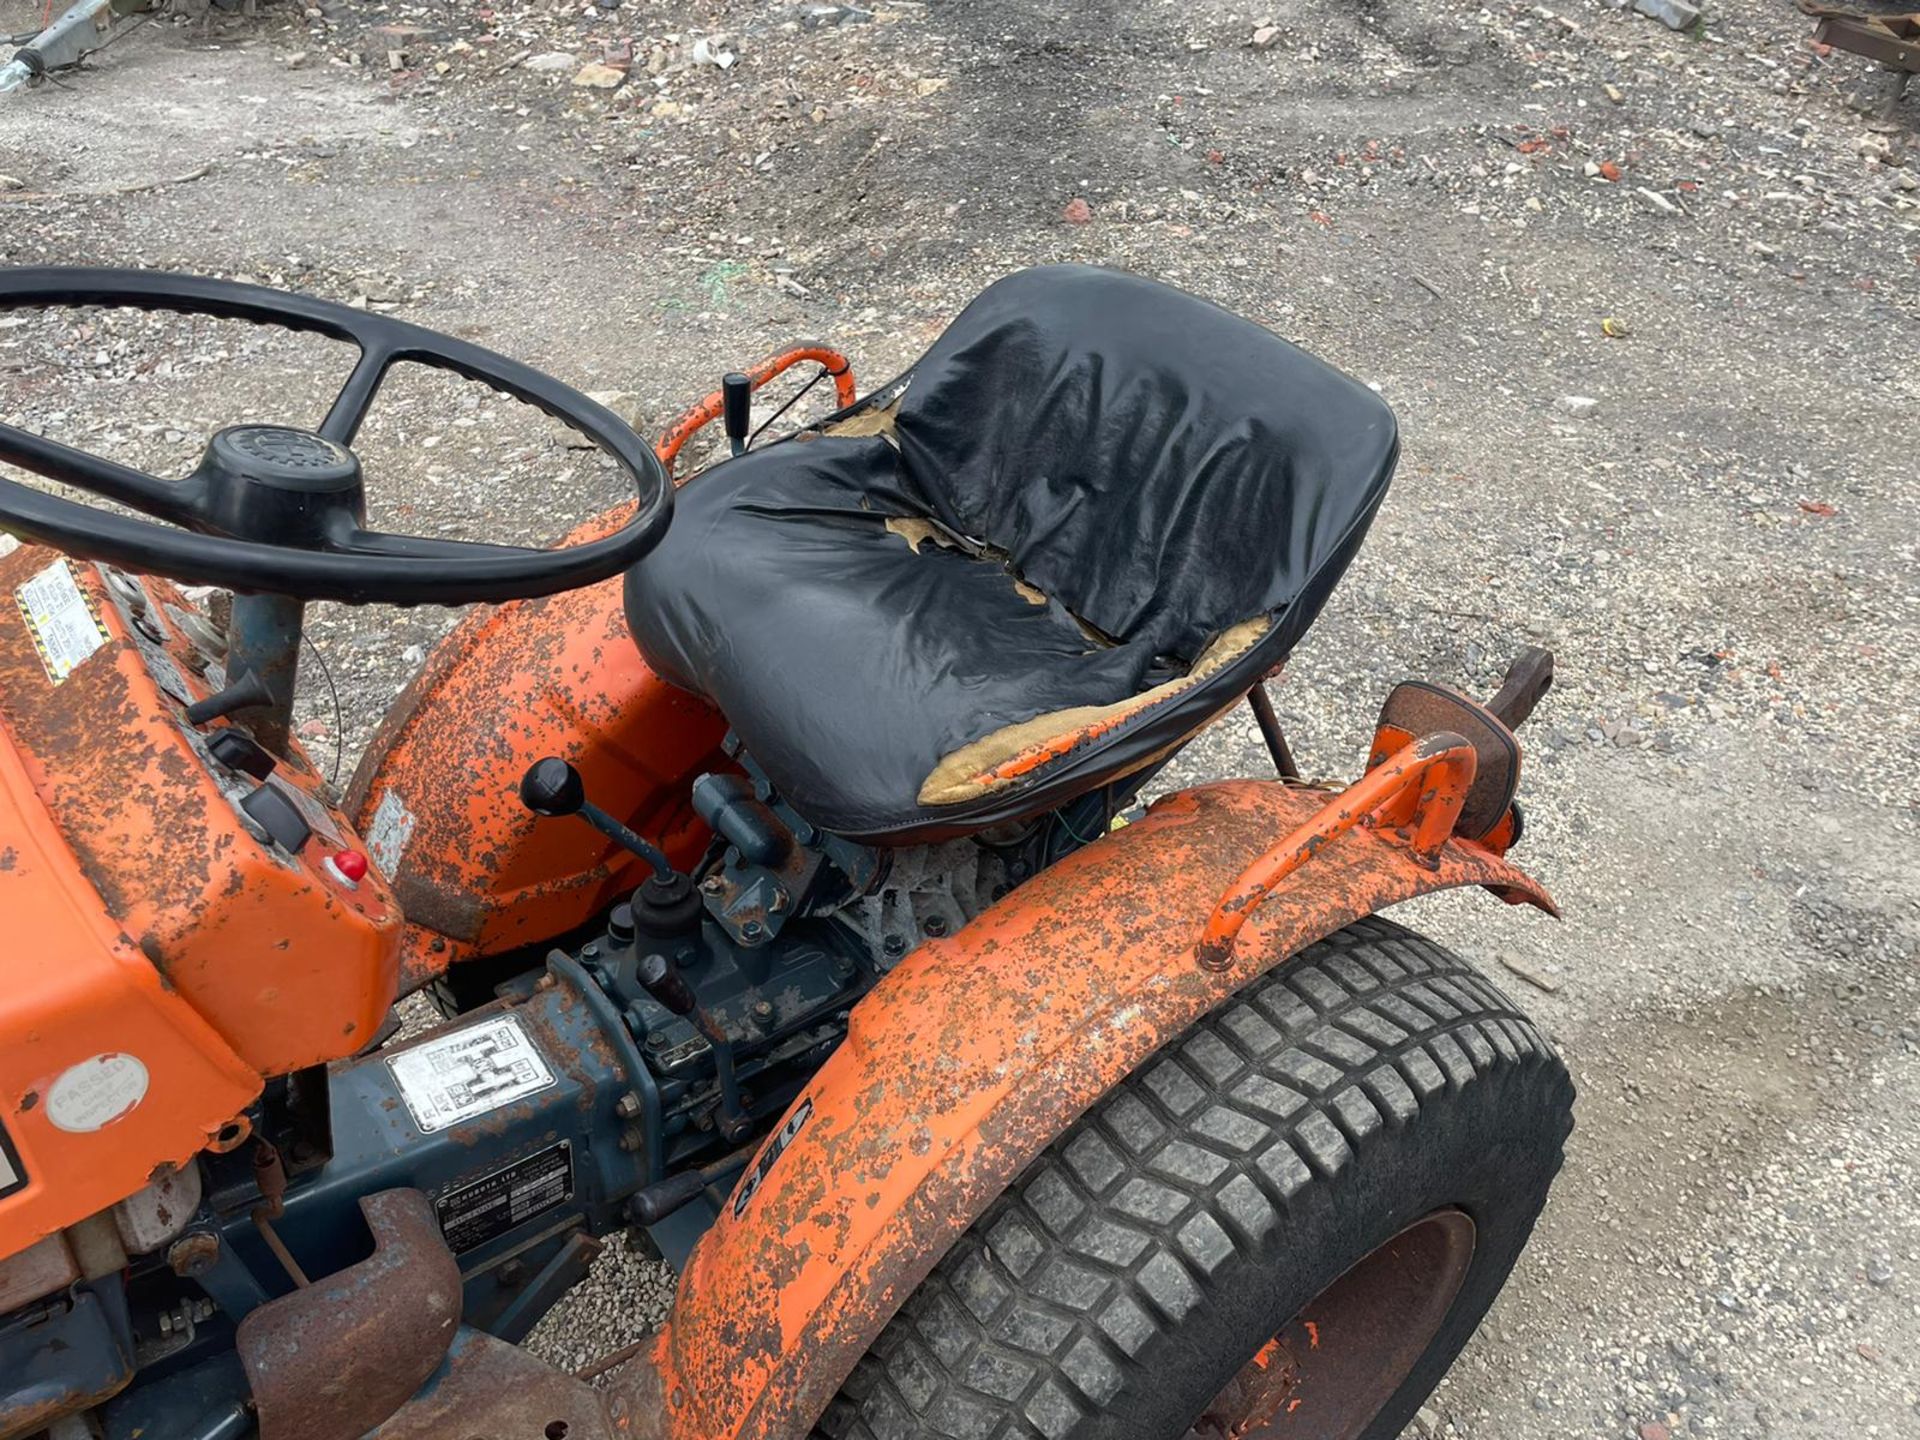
624,265,1398,844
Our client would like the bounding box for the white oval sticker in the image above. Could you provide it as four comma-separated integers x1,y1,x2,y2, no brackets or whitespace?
47,1053,150,1133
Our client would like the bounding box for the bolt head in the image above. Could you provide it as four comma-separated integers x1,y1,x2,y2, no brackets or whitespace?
167,1232,221,1278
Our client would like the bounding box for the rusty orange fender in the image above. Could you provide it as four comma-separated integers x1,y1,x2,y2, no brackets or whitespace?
638,776,1555,1439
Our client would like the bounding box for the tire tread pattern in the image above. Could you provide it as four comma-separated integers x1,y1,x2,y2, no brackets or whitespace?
815,916,1571,1440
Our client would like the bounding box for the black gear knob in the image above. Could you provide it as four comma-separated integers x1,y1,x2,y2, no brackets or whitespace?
519,757,585,817
722,372,752,456
636,952,698,1016
517,756,678,882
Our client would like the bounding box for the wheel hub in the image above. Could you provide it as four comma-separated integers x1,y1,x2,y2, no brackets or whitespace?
1190,1209,1477,1440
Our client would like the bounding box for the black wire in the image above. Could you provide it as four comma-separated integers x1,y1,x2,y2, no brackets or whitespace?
747,366,829,447
77,8,156,57
300,630,344,785
92,15,152,52
1044,781,1118,858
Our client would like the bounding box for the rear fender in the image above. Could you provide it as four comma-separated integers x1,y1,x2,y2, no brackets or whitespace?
642,776,1555,1440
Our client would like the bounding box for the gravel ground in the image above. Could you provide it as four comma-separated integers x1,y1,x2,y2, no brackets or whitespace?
3,2,1917,1437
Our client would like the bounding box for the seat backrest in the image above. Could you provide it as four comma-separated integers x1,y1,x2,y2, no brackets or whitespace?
886,265,1398,663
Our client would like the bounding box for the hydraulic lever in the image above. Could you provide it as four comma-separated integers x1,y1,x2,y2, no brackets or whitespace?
721,372,752,457
636,952,752,1142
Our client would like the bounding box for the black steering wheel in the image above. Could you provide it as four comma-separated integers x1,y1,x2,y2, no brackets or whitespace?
0,268,674,605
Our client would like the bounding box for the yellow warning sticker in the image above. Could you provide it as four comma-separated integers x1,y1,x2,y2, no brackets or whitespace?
15,559,110,684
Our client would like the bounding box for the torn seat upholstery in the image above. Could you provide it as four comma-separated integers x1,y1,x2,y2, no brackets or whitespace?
624,265,1398,844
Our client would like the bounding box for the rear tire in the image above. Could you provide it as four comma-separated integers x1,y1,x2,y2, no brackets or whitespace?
815,915,1575,1440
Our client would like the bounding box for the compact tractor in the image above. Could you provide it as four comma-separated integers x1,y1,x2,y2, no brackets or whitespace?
0,264,1572,1440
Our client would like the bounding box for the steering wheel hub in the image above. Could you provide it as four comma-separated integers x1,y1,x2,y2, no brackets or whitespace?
218,426,358,482
198,426,365,548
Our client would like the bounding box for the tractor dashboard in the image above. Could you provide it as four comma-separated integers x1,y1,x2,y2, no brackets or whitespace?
0,541,400,1261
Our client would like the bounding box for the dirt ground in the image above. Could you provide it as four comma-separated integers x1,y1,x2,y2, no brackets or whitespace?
2,2,1917,1437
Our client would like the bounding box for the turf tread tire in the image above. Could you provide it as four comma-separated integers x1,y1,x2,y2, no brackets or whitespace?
814,915,1574,1440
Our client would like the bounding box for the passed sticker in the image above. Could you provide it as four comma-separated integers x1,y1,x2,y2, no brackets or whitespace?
15,559,110,684
0,533,19,558
386,1015,556,1135
365,789,415,878
46,1053,150,1133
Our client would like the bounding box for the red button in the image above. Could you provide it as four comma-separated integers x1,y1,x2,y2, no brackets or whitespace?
331,850,370,883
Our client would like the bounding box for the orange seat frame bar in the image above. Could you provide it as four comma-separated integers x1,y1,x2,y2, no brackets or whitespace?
655,345,858,472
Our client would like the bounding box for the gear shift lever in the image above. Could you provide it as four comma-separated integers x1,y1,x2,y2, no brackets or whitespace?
519,756,677,882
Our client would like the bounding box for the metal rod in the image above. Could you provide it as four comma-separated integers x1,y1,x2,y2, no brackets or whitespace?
254,1215,311,1289
576,799,675,880
227,592,304,754
1246,682,1300,782
697,1011,751,1141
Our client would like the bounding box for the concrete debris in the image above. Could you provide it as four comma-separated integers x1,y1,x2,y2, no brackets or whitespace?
690,37,736,70
1633,0,1702,31
1497,950,1565,994
572,62,626,89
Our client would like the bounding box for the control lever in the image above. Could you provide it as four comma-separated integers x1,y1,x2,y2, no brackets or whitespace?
185,670,274,726
519,757,677,882
721,372,752,457
628,1138,760,1225
636,952,751,1141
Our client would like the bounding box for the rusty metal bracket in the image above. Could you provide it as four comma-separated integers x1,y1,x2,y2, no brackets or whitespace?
1196,733,1477,971
368,1326,629,1440
236,1189,462,1440
1486,645,1554,730
1800,2,1920,73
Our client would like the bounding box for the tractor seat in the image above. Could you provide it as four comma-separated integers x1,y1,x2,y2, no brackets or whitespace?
624,265,1398,845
